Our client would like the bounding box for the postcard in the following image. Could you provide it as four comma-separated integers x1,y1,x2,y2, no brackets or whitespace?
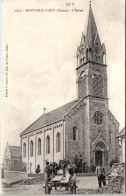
1,0,125,194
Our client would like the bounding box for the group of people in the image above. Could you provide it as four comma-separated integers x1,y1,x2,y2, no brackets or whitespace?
44,161,106,190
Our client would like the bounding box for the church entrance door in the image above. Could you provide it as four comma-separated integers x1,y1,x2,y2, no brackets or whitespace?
93,142,108,166
95,150,102,165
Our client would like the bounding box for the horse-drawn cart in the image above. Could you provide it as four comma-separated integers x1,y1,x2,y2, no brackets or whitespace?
44,164,78,194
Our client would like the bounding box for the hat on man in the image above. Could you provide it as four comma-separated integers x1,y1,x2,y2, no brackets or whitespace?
46,161,49,165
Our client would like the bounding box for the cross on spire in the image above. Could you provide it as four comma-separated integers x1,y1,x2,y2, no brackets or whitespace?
43,107,46,114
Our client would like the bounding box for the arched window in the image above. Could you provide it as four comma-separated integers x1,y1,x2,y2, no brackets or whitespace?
80,71,85,79
23,143,26,158
86,49,88,61
89,48,93,61
30,140,33,157
83,57,85,64
80,58,83,65
109,130,112,143
56,132,60,152
46,135,50,154
38,138,41,156
77,56,80,67
73,127,78,141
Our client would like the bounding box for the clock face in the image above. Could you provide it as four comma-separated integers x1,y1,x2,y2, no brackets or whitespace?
93,111,103,125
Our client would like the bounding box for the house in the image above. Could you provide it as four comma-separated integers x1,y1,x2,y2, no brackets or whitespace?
117,128,125,163
3,143,24,171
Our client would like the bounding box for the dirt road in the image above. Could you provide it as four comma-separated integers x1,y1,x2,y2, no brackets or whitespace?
1,176,98,194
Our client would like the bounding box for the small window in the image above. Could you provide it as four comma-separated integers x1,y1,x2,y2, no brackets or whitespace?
38,138,41,156
56,132,60,152
92,74,96,79
80,58,83,65
86,49,88,61
30,140,33,157
80,71,86,79
23,143,26,158
46,135,50,154
73,127,78,141
83,57,85,63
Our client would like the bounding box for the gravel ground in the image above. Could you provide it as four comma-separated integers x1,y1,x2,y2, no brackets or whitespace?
1,175,124,194
1,184,98,195
1,176,98,194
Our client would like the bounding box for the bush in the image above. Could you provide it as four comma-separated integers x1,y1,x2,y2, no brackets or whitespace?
90,164,96,173
110,157,119,167
84,165,89,173
73,153,84,173
35,164,41,174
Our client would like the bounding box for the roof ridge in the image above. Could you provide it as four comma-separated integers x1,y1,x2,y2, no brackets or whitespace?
9,145,20,147
108,109,119,124
64,98,84,117
117,127,125,137
20,99,76,136
20,114,45,136
48,99,76,113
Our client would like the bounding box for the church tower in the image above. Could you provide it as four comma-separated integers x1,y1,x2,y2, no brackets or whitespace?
75,3,114,167
76,3,107,100
20,2,120,173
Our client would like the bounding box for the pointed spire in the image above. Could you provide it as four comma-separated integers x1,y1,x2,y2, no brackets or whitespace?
89,0,91,8
85,3,101,46
76,2,105,66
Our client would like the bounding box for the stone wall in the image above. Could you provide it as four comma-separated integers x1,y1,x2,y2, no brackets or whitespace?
65,99,89,164
112,163,125,177
3,170,27,184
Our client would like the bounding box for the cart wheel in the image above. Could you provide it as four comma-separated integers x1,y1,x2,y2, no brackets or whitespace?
45,185,51,194
71,181,76,194
72,184,76,194
45,185,48,194
48,184,52,194
65,187,69,190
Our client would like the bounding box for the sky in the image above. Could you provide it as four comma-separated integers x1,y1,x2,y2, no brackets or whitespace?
1,0,125,159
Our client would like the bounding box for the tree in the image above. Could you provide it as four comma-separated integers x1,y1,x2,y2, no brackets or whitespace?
35,164,41,174
110,157,119,167
73,152,85,173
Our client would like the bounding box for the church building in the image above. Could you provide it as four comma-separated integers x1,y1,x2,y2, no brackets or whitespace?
20,3,119,173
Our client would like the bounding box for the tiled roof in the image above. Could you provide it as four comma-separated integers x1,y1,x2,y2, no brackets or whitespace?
9,146,21,157
117,127,125,137
108,109,119,124
20,100,76,136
